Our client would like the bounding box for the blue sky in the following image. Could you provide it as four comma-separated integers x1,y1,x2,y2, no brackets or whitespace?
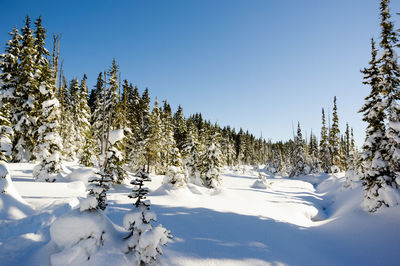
1,0,400,146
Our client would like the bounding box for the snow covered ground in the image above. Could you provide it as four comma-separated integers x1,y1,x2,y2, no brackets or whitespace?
1,163,399,266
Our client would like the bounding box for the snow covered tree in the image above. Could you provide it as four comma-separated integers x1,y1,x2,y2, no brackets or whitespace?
329,96,342,172
320,108,330,172
145,100,163,173
32,90,63,182
172,105,187,151
0,100,12,162
12,16,37,162
359,37,391,211
198,131,223,188
124,168,171,264
0,26,21,118
59,77,77,160
379,0,400,201
78,75,98,166
182,122,201,182
80,170,113,211
164,147,186,187
360,1,400,211
289,123,307,177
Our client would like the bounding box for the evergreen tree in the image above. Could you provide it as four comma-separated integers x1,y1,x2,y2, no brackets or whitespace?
359,37,390,211
329,96,341,172
172,105,187,151
182,121,201,183
124,168,171,264
81,170,113,211
198,131,222,188
164,147,186,187
0,26,21,111
79,75,98,166
0,100,12,162
289,122,307,177
146,100,163,173
12,16,37,162
379,0,400,201
320,108,330,172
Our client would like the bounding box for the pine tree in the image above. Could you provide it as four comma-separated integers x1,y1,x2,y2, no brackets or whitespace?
182,121,201,183
379,0,400,201
320,108,330,172
164,147,186,187
59,77,77,160
289,122,307,177
12,16,37,162
81,170,113,211
146,100,163,173
79,75,98,166
359,37,391,210
172,105,187,151
198,131,222,188
0,100,12,162
0,26,21,112
103,60,127,183
329,96,341,172
32,78,63,182
124,168,171,264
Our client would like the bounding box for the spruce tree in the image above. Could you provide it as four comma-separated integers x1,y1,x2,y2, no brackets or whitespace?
0,100,12,162
320,108,330,172
329,96,341,172
289,122,307,177
124,168,171,264
359,37,390,210
198,131,222,188
79,75,98,166
379,0,400,201
12,16,37,162
81,171,113,211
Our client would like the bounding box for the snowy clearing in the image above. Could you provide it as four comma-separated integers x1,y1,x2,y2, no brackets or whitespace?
1,163,399,266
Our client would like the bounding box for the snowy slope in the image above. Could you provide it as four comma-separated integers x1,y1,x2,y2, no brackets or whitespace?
0,163,399,266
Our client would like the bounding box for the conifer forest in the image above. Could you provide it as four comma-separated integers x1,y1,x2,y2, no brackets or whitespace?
0,1,400,265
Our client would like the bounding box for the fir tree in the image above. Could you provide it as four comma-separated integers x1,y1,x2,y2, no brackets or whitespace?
289,122,307,177
379,0,400,202
12,16,37,162
198,131,222,188
320,108,330,172
81,170,113,211
329,96,341,172
0,100,13,162
124,168,171,264
78,75,98,166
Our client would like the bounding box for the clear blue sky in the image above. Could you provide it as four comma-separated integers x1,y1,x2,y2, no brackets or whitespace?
1,0,400,147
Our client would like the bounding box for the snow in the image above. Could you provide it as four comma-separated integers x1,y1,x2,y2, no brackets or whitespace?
1,162,400,265
108,129,124,145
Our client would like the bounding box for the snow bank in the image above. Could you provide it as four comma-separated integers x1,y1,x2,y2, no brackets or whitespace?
0,162,34,219
49,209,128,266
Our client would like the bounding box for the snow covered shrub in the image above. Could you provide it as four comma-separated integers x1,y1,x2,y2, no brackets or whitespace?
50,210,110,266
80,171,113,211
124,168,171,264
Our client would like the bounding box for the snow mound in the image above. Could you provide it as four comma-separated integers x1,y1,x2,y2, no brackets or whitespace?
50,209,126,266
251,180,268,189
0,162,34,219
